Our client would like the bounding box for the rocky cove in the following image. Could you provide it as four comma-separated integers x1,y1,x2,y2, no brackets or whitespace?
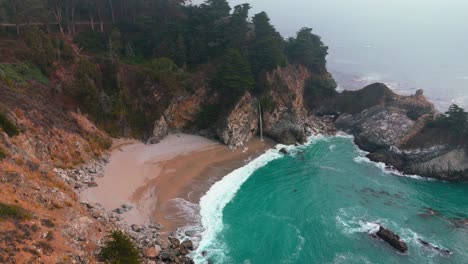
53,78,467,263
0,1,466,261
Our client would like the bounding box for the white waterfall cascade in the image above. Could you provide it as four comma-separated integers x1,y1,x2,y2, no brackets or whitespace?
258,99,264,141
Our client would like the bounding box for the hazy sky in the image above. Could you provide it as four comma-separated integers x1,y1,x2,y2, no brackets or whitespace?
193,0,468,37
192,0,468,108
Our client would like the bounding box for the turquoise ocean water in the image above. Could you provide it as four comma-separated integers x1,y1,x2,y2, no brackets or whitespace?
193,136,468,264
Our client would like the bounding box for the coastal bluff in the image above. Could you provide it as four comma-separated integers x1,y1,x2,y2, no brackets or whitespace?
333,83,468,182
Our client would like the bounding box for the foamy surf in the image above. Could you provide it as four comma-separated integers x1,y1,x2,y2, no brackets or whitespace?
192,136,326,263
193,145,286,263
353,147,430,181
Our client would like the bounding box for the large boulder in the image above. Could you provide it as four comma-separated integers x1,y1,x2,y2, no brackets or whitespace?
375,226,408,253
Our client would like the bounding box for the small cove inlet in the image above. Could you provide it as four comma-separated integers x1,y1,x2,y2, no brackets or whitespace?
192,136,468,264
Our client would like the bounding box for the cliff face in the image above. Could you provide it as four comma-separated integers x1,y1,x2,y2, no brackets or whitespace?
216,92,259,149
334,83,467,181
212,64,335,148
262,65,310,145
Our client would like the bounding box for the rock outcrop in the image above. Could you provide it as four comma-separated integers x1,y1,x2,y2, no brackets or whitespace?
334,83,468,181
374,226,408,253
262,65,311,144
214,64,336,148
148,116,169,144
216,92,259,149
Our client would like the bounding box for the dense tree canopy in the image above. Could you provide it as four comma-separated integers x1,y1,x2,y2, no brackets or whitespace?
250,12,286,75
286,27,328,73
213,48,254,104
0,0,337,138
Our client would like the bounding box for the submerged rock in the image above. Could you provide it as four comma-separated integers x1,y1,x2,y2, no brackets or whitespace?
418,238,452,255
451,218,468,228
419,207,441,218
373,226,408,253
280,148,289,155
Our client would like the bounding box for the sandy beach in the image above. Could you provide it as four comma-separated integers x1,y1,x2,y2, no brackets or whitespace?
80,133,273,235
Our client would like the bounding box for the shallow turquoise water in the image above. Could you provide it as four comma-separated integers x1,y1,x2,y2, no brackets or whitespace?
197,137,468,264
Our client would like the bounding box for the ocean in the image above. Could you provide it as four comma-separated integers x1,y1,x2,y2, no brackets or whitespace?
193,136,468,263
193,0,468,110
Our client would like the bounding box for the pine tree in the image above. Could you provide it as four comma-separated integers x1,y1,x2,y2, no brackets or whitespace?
224,4,251,50
286,27,328,73
250,12,285,75
445,104,468,135
213,48,254,104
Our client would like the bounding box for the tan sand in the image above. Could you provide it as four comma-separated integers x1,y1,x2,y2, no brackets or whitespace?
80,133,273,233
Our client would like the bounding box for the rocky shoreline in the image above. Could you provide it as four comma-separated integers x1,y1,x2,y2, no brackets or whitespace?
332,84,468,182
55,157,195,264
51,82,466,263
53,113,336,263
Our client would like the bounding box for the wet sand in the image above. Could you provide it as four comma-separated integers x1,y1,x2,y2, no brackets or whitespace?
81,133,273,234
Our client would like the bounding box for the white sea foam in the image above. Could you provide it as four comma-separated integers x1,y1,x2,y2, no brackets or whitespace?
335,207,381,235
352,74,383,83
193,146,287,263
353,147,431,181
165,198,203,243
335,207,450,260
192,135,328,263
281,223,305,264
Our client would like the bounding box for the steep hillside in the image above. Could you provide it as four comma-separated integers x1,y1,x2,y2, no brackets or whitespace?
0,80,113,262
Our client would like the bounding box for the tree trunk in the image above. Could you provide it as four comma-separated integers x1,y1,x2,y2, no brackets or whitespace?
108,0,115,24
13,0,20,35
54,0,64,36
90,15,94,31
71,5,76,34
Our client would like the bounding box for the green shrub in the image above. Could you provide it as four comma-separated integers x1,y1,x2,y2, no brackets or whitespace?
54,38,75,63
0,63,48,85
147,57,178,78
99,231,141,264
0,111,19,136
73,58,102,116
0,147,6,159
24,28,55,75
74,31,106,53
303,75,337,110
196,103,220,129
0,203,30,220
261,96,275,113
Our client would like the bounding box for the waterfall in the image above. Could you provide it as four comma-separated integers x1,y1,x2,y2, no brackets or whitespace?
258,99,264,141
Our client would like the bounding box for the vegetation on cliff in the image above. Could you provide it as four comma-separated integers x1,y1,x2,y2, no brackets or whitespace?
424,104,468,147
0,203,30,220
0,0,331,140
0,110,19,136
99,231,141,264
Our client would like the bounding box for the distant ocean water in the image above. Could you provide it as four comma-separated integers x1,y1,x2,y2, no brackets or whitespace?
193,136,468,263
193,0,468,110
